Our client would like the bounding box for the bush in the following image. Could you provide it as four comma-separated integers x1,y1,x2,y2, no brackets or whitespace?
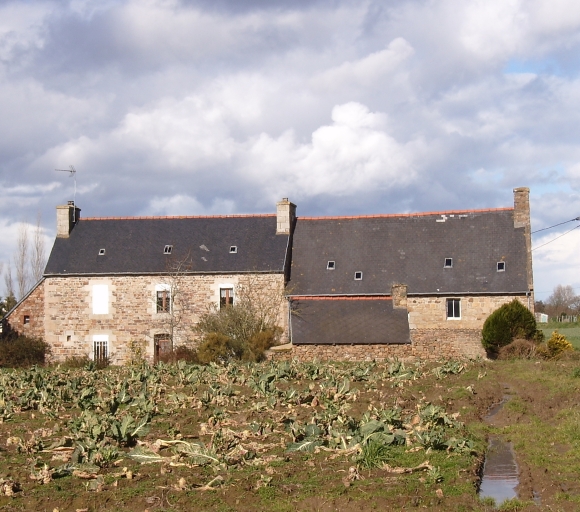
0,333,51,368
194,299,282,364
497,339,537,360
482,299,540,355
537,331,574,360
157,345,199,364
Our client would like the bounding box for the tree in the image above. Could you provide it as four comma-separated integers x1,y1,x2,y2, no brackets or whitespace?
3,216,47,301
545,284,579,317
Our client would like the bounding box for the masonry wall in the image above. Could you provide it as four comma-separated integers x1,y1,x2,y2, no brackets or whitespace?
278,294,531,361
4,280,45,339
43,273,287,363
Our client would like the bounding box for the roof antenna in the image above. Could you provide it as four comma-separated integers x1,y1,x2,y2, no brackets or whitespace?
55,165,77,222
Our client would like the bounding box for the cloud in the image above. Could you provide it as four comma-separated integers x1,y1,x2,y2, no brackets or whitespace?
1,0,580,296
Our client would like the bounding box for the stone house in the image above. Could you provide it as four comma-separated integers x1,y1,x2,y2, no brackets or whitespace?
285,187,533,361
3,189,534,362
3,200,293,363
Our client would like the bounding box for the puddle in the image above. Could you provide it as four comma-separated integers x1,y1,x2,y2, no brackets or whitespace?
479,437,519,505
485,395,509,422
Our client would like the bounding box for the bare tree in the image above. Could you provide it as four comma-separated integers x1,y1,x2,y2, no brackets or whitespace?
31,213,46,282
545,284,579,317
3,261,14,301
15,223,30,300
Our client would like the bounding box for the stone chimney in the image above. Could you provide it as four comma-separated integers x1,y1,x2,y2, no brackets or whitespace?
513,187,530,229
56,201,81,238
391,283,408,309
513,187,534,308
276,198,296,235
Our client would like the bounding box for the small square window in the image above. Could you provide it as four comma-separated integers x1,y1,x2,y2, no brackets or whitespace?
164,245,173,254
327,261,335,270
497,261,506,272
446,298,461,319
230,246,238,253
444,258,453,268
354,271,363,280
98,248,106,256
66,335,72,342
23,315,30,325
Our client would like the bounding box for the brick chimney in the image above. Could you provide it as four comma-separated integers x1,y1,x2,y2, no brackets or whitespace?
56,201,81,238
513,187,534,308
276,198,296,235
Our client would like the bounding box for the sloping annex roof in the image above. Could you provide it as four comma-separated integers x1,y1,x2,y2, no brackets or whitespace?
289,207,529,296
45,215,289,275
291,298,410,345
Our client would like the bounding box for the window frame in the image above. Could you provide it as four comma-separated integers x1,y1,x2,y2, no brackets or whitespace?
446,298,461,320
497,261,506,272
220,287,234,309
92,284,109,315
155,284,172,314
327,261,335,270
354,271,363,280
444,258,453,268
93,334,109,363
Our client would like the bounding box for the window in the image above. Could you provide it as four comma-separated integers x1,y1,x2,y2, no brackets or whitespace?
92,284,109,315
497,261,506,272
164,245,173,254
93,335,108,363
229,246,238,253
327,261,335,270
220,288,234,309
23,315,30,324
446,298,461,319
444,258,453,268
156,288,171,313
354,271,363,280
98,248,106,256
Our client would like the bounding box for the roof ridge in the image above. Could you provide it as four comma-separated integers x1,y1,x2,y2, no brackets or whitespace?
292,296,392,301
298,207,513,220
82,214,277,221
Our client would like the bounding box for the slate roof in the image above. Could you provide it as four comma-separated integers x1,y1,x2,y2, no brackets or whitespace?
45,215,289,275
291,298,410,345
289,208,528,296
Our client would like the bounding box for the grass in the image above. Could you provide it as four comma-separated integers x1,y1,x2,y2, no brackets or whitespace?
540,323,580,349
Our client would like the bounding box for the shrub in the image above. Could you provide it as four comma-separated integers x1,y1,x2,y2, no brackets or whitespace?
482,299,540,355
537,331,574,360
0,333,51,368
497,339,537,360
60,355,92,368
157,345,199,364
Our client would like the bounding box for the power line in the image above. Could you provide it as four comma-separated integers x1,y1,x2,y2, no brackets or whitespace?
532,217,580,234
532,224,580,251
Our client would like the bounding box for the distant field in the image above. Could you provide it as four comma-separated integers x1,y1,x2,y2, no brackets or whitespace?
540,325,580,350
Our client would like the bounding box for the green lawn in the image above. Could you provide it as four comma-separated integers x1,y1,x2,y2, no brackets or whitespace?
540,323,580,350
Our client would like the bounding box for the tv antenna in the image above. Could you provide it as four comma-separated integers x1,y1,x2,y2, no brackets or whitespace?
55,165,77,222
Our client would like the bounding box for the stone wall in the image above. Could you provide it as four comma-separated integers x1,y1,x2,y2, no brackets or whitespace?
4,280,45,339
42,273,287,363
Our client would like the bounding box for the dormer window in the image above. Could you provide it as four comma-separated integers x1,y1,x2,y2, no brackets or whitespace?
327,261,335,270
164,245,173,254
497,261,506,272
444,258,453,268
354,271,363,280
98,249,106,256
230,246,238,253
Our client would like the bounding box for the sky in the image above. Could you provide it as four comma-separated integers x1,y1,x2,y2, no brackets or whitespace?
1,0,580,301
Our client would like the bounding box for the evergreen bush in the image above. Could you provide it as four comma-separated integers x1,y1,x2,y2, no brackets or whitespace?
481,299,539,355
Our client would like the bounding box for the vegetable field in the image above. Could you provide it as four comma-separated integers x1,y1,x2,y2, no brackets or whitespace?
0,357,579,511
